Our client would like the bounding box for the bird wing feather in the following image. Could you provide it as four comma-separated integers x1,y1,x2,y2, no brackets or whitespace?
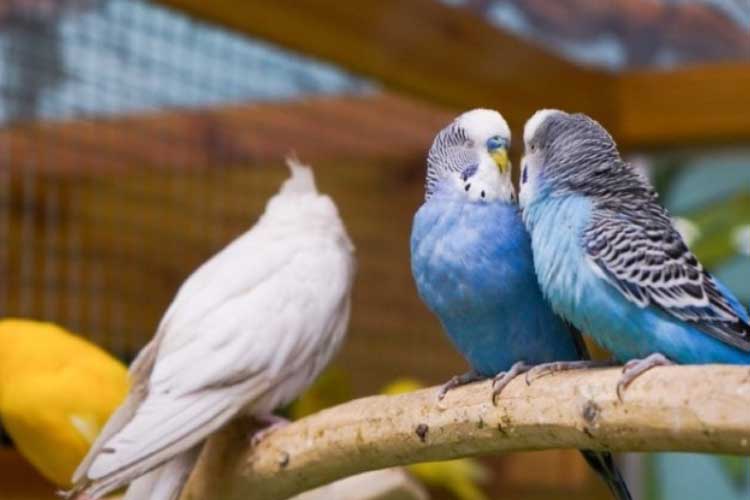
584,209,750,351
71,336,158,484
75,221,353,496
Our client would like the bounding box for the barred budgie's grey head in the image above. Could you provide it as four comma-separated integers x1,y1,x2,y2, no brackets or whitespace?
519,109,654,208
425,109,514,203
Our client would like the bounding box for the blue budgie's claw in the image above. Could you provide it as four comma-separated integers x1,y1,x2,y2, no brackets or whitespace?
616,353,673,401
524,359,616,385
436,370,486,405
491,361,532,405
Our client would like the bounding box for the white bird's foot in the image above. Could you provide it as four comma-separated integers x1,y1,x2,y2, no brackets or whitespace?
436,370,486,408
525,359,616,385
616,353,673,401
250,414,291,447
492,361,532,405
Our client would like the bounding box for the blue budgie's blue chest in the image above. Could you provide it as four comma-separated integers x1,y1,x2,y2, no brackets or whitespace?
411,194,580,376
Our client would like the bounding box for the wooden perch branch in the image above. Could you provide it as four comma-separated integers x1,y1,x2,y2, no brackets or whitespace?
183,365,750,500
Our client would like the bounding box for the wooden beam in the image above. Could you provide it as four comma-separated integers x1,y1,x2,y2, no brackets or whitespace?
153,0,750,149
153,0,618,135
617,62,750,149
184,365,750,500
0,93,453,174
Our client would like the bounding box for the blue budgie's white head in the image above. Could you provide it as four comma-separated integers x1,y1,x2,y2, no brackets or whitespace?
425,108,514,203
520,109,640,209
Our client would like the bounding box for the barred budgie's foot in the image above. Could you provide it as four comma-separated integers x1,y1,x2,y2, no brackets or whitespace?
525,359,617,385
250,414,291,447
492,361,532,405
436,370,486,407
616,353,673,401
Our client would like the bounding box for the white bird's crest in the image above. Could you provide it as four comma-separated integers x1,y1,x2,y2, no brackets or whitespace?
281,154,317,195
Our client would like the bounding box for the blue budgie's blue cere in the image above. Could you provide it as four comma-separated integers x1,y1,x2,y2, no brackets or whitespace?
411,187,581,376
520,109,750,380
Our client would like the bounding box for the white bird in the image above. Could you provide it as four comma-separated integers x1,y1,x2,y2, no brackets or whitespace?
67,158,356,500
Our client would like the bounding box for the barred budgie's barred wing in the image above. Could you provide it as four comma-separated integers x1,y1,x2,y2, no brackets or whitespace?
584,206,750,351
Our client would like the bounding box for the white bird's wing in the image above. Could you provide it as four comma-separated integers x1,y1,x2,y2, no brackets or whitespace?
78,226,354,497
123,445,202,500
71,335,159,484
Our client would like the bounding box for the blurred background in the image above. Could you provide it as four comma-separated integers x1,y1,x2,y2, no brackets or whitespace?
0,0,748,499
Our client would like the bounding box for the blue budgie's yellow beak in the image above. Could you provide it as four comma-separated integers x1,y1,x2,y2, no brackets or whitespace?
486,136,509,174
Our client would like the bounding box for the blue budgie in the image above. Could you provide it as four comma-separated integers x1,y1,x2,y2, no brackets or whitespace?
519,109,750,397
410,109,631,500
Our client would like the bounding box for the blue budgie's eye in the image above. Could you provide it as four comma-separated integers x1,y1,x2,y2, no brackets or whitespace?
486,135,507,151
522,164,528,184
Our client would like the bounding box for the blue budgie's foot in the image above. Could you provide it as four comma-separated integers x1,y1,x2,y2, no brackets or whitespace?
437,370,486,406
616,353,673,401
492,361,533,405
525,359,617,385
250,413,291,447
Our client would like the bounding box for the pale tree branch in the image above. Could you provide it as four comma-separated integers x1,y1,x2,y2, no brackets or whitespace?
183,365,750,500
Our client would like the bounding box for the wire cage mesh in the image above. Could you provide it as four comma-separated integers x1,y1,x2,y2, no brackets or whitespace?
11,2,736,498
0,0,374,356
0,0,472,432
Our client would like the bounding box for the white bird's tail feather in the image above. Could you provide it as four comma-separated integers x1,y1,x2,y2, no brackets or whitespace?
123,445,202,500
77,388,248,499
281,155,317,195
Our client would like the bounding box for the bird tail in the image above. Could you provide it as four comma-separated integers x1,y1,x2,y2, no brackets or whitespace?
580,450,632,500
123,445,202,500
281,154,318,195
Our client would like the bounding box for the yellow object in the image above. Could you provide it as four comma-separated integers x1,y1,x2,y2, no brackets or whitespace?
381,378,491,500
289,367,353,420
0,318,129,487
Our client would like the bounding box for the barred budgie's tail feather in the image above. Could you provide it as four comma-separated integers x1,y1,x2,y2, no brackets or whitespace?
568,323,590,360
567,325,632,499
573,327,632,500
581,450,632,500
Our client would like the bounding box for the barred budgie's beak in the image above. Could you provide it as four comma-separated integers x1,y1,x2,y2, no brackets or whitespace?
490,146,509,174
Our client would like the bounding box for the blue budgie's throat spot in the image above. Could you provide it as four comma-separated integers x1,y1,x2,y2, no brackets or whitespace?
522,165,528,184
461,164,479,181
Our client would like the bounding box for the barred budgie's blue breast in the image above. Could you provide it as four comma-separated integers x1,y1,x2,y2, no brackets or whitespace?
525,194,750,365
411,191,580,376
